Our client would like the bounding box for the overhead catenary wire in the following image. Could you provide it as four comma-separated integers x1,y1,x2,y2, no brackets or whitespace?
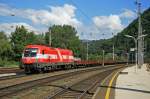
70,0,104,38
70,0,91,20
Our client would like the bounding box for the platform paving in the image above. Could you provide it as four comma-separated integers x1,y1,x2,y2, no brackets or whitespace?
0,73,16,77
115,64,150,99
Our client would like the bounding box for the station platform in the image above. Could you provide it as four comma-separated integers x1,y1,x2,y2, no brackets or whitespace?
92,64,150,99
115,64,150,99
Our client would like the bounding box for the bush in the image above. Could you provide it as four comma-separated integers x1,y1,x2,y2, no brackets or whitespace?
0,58,19,67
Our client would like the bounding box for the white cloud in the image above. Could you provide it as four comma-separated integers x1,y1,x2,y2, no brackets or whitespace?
77,14,125,40
82,9,135,40
0,3,12,16
79,14,125,40
93,15,124,32
0,3,135,40
0,3,81,28
119,9,136,19
0,23,40,35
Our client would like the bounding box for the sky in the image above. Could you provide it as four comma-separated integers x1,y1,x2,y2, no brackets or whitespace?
0,0,149,40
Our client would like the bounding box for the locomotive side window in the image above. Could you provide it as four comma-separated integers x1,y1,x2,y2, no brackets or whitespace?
24,48,38,57
42,50,45,55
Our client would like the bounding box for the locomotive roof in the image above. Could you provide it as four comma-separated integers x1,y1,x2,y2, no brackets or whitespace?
26,44,52,48
25,44,72,51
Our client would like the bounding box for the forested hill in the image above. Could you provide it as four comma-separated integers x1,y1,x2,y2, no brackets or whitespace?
88,7,150,61
114,7,150,52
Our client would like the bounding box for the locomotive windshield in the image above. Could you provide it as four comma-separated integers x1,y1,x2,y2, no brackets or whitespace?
24,48,38,57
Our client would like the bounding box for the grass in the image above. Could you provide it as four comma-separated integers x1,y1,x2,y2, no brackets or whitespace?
0,60,19,68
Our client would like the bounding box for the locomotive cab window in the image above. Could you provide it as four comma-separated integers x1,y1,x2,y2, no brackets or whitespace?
24,48,38,57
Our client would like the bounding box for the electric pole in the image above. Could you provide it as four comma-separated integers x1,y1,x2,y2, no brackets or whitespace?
49,28,52,46
102,33,105,66
135,0,143,67
86,40,89,60
112,33,115,61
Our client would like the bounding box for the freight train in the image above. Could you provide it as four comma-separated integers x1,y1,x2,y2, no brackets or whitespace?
21,45,117,73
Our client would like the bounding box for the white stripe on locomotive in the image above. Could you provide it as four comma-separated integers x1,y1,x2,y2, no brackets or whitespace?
55,48,63,61
22,53,73,60
36,54,57,59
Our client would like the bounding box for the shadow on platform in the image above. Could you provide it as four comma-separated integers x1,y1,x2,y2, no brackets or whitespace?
100,85,150,94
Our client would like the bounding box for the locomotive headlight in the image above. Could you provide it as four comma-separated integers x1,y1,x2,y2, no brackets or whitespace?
31,50,37,52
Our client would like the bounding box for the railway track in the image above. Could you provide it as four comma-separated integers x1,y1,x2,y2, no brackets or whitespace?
0,67,23,74
46,67,122,99
0,73,26,80
0,66,106,90
0,67,25,81
0,65,112,97
0,65,122,98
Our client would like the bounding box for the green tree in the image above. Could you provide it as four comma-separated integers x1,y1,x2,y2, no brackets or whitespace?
45,25,84,57
10,26,44,60
0,31,12,65
35,33,45,45
11,26,28,60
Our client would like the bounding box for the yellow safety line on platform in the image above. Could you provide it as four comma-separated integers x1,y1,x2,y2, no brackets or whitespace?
105,70,120,99
92,70,115,99
101,71,115,85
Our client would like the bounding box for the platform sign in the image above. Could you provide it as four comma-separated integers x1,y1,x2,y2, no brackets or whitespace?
130,48,135,52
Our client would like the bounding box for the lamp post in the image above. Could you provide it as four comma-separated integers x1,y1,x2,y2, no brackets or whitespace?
125,34,147,72
11,14,15,16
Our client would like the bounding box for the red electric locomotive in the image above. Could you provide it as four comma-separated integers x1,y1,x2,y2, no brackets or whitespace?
21,45,74,73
